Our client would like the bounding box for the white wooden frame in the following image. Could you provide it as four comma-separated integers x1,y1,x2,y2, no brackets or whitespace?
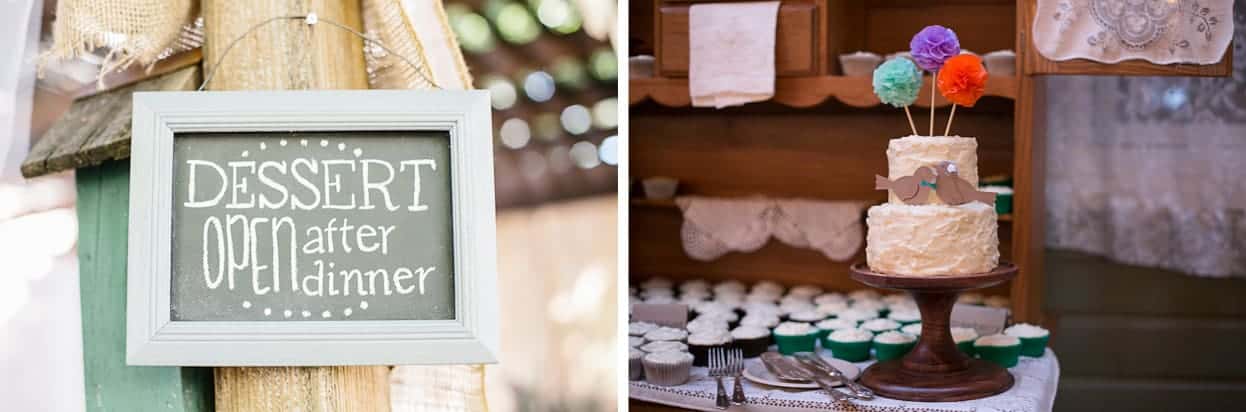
126,90,498,366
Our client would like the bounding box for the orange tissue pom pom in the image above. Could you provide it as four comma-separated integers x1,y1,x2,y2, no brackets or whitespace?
937,54,988,107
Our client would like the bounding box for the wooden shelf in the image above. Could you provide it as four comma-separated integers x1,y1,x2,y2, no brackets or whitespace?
632,198,1015,222
632,198,677,208
629,75,1018,108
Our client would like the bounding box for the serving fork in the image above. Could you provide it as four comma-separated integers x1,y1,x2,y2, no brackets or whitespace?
727,348,746,405
708,347,730,409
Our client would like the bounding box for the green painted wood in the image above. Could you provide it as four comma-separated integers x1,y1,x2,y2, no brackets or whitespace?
78,160,213,412
1055,377,1246,412
1050,313,1246,379
1046,250,1246,317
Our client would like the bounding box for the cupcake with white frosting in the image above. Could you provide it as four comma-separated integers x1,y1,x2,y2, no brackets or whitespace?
1004,323,1050,357
685,317,730,335
860,318,901,334
739,313,781,330
887,308,921,325
815,318,858,340
751,280,785,297
779,300,816,319
679,279,711,294
642,351,694,386
974,334,1022,367
643,327,688,342
900,323,922,336
824,328,874,362
837,307,880,323
640,288,674,299
773,322,818,355
788,309,826,324
643,295,676,305
815,301,849,317
629,336,645,348
952,327,979,356
687,330,733,366
712,280,747,296
639,340,688,354
629,321,659,337
629,348,645,380
851,299,888,317
745,292,780,304
873,331,917,361
730,325,770,358
694,310,739,327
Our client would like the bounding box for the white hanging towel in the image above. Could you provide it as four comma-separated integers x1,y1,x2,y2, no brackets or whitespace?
688,1,780,108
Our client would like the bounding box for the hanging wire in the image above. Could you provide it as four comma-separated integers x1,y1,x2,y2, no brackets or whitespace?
198,13,441,91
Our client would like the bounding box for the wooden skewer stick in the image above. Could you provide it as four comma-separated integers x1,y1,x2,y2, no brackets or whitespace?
944,104,957,136
929,72,936,136
904,106,918,136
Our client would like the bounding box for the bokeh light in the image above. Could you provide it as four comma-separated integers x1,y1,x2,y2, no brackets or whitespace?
448,5,496,53
483,76,518,110
570,141,601,169
524,71,557,102
560,105,592,135
551,57,588,90
589,48,617,81
599,135,618,165
536,0,582,34
499,118,531,149
591,98,618,129
495,3,541,44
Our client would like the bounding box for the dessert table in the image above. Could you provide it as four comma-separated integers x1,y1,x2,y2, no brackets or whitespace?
630,348,1059,412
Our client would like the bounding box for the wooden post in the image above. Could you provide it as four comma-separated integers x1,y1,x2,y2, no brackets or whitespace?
201,1,389,410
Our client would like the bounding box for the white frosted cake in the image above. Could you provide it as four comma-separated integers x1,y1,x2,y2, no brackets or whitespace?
866,135,999,276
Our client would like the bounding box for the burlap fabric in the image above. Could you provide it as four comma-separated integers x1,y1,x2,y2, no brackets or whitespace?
40,0,195,81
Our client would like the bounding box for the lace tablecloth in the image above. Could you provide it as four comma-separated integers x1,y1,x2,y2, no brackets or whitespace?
630,348,1059,412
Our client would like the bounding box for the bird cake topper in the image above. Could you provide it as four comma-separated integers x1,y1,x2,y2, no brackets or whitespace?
875,161,996,206
875,166,936,205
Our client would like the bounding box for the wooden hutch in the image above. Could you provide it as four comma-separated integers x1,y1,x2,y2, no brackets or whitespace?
628,0,1231,328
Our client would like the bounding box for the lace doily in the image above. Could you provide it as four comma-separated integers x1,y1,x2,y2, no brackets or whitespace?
1033,0,1233,64
676,197,865,262
630,348,1060,412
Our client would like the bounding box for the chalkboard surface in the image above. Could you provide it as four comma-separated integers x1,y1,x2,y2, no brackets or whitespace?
170,131,454,321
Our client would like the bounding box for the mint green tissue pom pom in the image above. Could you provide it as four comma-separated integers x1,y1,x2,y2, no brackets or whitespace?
873,58,922,108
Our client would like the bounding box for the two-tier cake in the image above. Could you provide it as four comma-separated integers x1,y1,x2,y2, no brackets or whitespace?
865,135,999,276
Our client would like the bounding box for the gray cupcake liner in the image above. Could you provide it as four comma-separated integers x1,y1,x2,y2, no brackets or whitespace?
642,352,693,386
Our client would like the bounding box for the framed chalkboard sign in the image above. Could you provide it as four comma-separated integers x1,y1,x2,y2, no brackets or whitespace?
126,90,497,366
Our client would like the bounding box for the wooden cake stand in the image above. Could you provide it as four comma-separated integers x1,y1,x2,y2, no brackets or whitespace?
849,262,1019,402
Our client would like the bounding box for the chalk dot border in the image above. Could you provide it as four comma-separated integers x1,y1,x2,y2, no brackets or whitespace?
243,138,363,158
242,300,369,319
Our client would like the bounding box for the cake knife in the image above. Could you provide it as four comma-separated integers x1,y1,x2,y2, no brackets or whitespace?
793,352,875,400
759,352,847,401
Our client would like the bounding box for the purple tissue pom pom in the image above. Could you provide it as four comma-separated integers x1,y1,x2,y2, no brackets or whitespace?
910,25,960,72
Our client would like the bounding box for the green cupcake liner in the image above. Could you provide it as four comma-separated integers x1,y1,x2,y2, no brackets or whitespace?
823,338,872,362
873,341,915,361
975,344,1021,368
774,332,818,355
1017,335,1049,357
815,328,831,341
956,340,976,357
